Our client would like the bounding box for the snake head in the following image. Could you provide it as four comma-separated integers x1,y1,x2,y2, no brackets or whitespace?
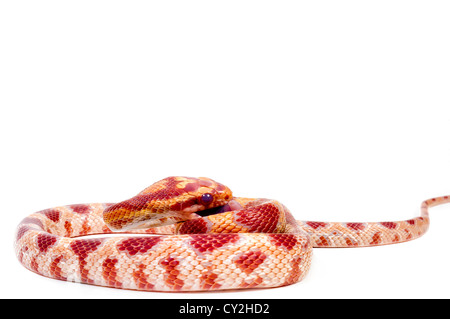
103,176,233,231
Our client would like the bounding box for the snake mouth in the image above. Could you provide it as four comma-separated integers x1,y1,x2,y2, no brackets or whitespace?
195,199,243,217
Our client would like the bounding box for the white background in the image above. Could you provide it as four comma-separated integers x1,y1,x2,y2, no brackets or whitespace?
1,1,450,299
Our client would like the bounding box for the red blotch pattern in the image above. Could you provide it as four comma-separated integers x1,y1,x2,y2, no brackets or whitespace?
239,275,264,289
132,264,155,290
315,235,331,247
346,222,365,231
380,222,397,229
405,229,412,240
80,217,92,236
70,239,103,284
30,256,39,273
70,204,91,214
345,237,359,246
189,234,239,253
183,182,199,192
268,234,298,251
117,237,162,256
40,209,61,223
50,255,66,281
284,256,303,286
234,250,267,275
370,232,382,245
200,271,221,290
306,221,328,230
64,220,73,237
102,257,122,288
70,238,103,256
235,203,280,233
36,233,57,253
178,218,208,234
160,256,183,290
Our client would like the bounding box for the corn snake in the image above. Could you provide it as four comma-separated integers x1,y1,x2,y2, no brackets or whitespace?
14,176,447,292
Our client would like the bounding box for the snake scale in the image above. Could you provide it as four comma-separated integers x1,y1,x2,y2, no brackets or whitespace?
14,176,448,292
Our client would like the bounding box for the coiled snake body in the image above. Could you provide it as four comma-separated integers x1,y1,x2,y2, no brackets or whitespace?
14,176,447,291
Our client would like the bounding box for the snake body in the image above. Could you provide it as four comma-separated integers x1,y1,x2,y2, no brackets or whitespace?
14,176,446,291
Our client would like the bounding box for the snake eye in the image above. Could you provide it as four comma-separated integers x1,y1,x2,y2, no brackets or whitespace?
200,193,213,205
